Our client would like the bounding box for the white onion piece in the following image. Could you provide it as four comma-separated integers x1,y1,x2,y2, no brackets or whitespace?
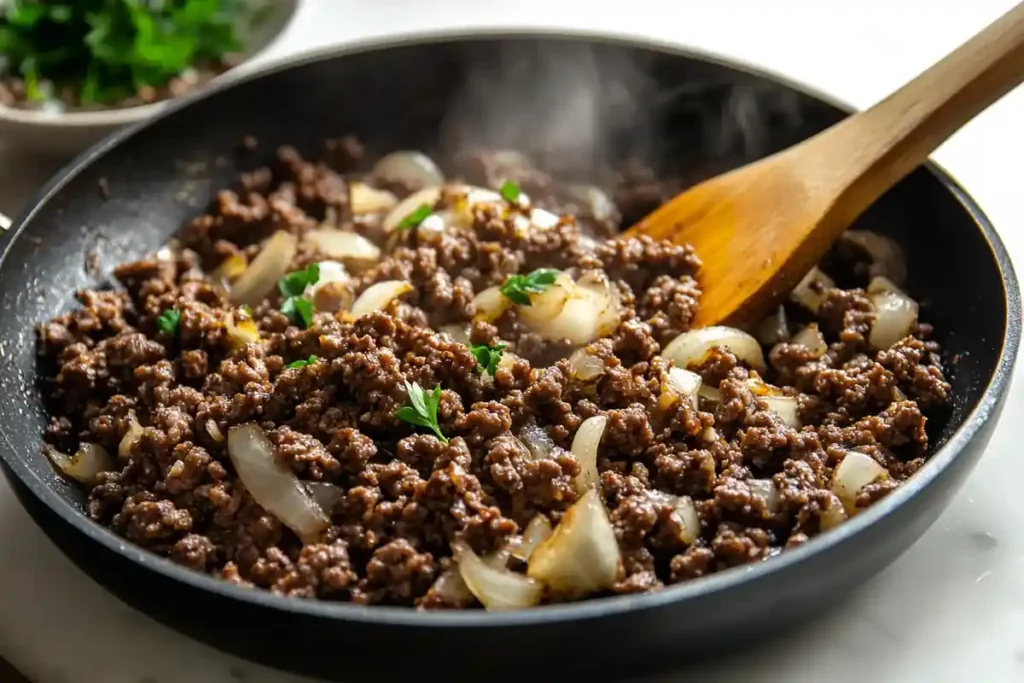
227,423,330,542
867,275,904,296
472,285,511,324
527,488,620,597
568,347,607,381
831,451,888,514
372,150,445,189
761,395,802,429
519,424,556,461
790,323,827,358
790,266,835,313
349,182,397,215
225,310,261,348
517,274,572,327
48,443,113,484
672,495,702,544
383,188,442,232
438,324,471,344
454,543,544,611
819,492,848,531
665,366,703,405
529,207,560,231
305,482,344,513
512,515,554,561
842,230,907,286
521,275,619,346
119,415,144,459
349,280,413,318
756,305,790,346
698,384,723,404
868,287,918,350
206,419,225,443
748,478,781,513
569,185,617,222
571,415,608,494
304,230,381,264
228,230,297,307
306,260,352,314
432,568,475,606
662,326,766,373
484,546,513,570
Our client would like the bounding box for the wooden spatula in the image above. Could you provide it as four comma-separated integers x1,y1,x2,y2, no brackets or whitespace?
629,2,1024,329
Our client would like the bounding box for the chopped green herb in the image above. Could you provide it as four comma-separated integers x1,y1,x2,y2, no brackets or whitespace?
286,355,318,370
499,268,559,306
397,204,431,231
240,304,253,317
281,296,314,328
156,308,181,336
395,381,447,443
499,180,521,203
278,263,320,298
469,342,506,376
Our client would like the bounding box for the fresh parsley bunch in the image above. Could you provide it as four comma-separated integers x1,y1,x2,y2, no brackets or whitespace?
0,0,249,107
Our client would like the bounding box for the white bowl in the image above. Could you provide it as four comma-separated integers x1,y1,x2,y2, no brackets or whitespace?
0,0,300,158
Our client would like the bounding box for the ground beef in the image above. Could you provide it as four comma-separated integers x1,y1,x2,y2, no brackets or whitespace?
37,141,950,610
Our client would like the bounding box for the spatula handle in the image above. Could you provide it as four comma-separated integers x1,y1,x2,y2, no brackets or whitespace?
814,2,1024,226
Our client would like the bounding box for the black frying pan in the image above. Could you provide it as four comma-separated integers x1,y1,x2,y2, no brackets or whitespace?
0,32,1019,683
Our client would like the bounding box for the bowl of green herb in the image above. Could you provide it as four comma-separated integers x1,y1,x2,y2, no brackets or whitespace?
0,0,299,157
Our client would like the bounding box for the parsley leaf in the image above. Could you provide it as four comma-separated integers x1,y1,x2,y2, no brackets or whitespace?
395,381,447,443
286,355,318,370
499,180,521,203
499,268,559,306
469,342,506,375
397,204,431,231
281,296,314,328
278,263,320,298
156,308,181,336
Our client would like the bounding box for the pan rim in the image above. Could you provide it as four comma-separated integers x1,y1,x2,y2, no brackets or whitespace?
0,26,1019,629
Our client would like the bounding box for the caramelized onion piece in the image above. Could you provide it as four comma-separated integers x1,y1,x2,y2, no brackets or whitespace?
383,187,443,232
664,366,702,406
761,395,801,429
119,415,143,459
867,276,918,350
372,150,445,189
349,182,398,215
227,423,330,542
438,324,471,344
527,488,620,597
304,230,381,265
662,326,766,373
473,285,511,324
305,482,344,514
519,272,620,346
349,280,413,318
790,266,835,313
842,230,907,286
307,261,353,313
672,495,702,544
568,347,607,381
517,274,572,327
748,478,781,513
818,492,849,531
789,323,827,358
755,304,790,345
228,230,297,307
225,309,261,348
48,443,113,484
454,542,544,611
213,253,247,283
831,451,889,514
519,424,556,461
512,515,554,561
571,415,608,494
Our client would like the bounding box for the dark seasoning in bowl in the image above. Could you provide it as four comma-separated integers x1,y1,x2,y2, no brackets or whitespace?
36,137,951,609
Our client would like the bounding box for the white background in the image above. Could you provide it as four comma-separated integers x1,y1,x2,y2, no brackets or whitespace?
0,1,1021,681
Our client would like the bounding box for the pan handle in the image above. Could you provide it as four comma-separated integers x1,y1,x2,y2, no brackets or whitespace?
0,212,9,231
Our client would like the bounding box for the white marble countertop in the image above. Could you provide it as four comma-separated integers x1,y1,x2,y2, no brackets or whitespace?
1,1,1022,681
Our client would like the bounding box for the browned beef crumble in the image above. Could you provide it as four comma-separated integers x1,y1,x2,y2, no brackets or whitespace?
37,141,950,608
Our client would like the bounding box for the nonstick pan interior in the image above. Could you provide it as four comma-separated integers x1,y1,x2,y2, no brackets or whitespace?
0,32,1017,682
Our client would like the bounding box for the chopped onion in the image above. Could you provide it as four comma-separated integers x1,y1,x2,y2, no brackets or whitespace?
761,395,802,429
306,260,353,314
517,273,573,327
228,230,298,307
48,443,113,484
225,309,261,348
349,182,397,215
213,253,247,283
304,230,381,265
790,323,827,358
472,285,511,324
664,366,702,405
205,419,225,443
431,569,475,606
748,478,781,513
527,207,560,231
438,324,471,344
698,383,723,404
519,424,556,461
372,150,445,189
454,542,544,611
571,415,608,494
568,347,607,381
662,326,766,373
671,495,702,544
527,488,620,597
305,482,344,513
512,515,554,561
567,185,617,222
790,266,835,313
119,415,143,459
383,187,442,232
868,277,918,350
349,280,413,318
842,230,907,286
519,273,620,346
755,304,790,346
831,450,888,514
226,423,330,542
818,492,848,531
